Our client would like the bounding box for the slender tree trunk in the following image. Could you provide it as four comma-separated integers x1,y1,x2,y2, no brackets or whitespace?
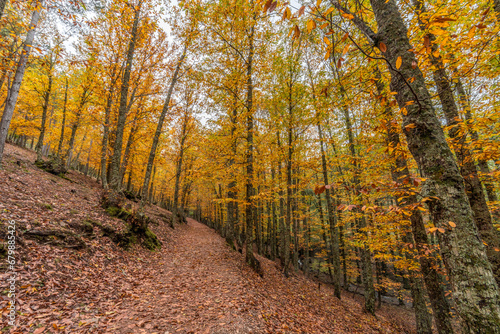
84,138,93,176
141,45,187,203
149,165,156,202
226,102,238,248
57,78,68,159
455,78,498,203
109,3,142,190
119,110,140,187
337,81,375,313
173,113,188,224
318,124,341,298
277,132,289,275
367,0,500,329
307,58,342,297
100,88,113,188
0,1,43,164
286,105,294,275
245,21,259,272
36,72,52,161
73,132,87,167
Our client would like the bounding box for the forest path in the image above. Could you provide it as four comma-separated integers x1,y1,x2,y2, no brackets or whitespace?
108,218,400,334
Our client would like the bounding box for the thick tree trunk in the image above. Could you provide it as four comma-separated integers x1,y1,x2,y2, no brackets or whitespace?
109,4,141,190
141,45,187,202
368,0,500,329
375,72,453,333
36,73,52,161
0,1,43,164
413,0,500,285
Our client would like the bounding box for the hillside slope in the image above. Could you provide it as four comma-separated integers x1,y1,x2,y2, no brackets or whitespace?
1,144,413,333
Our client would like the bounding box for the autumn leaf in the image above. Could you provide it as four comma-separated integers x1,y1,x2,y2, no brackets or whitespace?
395,56,402,69
379,42,387,52
342,44,349,56
307,19,316,33
298,5,305,17
324,7,334,17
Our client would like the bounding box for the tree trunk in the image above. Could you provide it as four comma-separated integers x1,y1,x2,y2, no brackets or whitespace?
57,78,68,159
141,45,187,202
368,0,500,329
84,138,93,176
413,0,500,285
375,71,453,333
338,81,375,314
173,112,188,224
109,3,142,190
100,88,113,188
36,72,52,161
244,20,259,273
455,78,499,204
226,101,238,248
277,132,289,276
318,124,341,298
119,110,140,187
0,1,43,164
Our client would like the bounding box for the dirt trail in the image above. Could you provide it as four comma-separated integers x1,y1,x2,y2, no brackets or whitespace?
108,219,401,334
110,219,265,334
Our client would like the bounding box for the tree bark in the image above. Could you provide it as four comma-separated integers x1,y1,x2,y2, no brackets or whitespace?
367,0,500,329
0,1,43,165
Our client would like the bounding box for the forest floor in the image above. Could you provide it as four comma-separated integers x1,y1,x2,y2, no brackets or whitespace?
0,143,417,334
